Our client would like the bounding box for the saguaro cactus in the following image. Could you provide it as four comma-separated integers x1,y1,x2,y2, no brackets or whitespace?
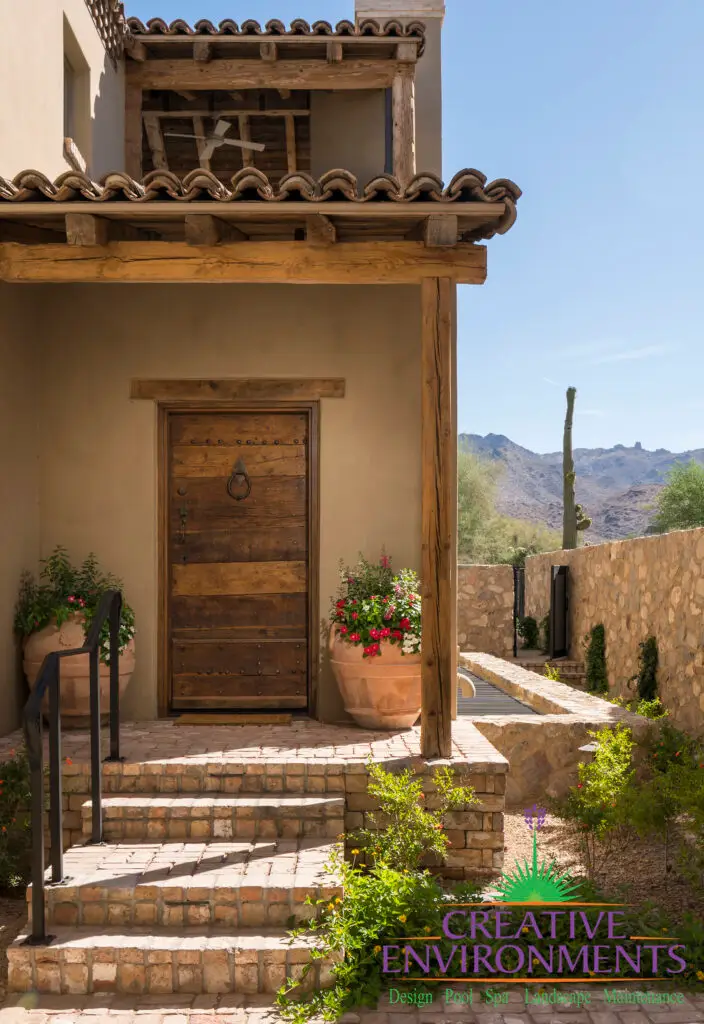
563,387,578,549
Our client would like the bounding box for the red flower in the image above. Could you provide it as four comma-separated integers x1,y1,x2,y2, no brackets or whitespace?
380,628,391,638
65,758,73,766
68,596,75,604
399,617,411,630
380,555,390,568
351,612,358,621
340,626,348,635
577,784,583,789
336,600,345,609
369,628,381,640
408,595,416,603
349,633,361,642
392,629,402,639
382,597,388,603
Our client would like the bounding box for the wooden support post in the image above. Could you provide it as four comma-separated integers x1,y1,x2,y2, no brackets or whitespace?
285,115,297,175
124,81,142,178
238,115,254,167
192,115,210,171
65,213,109,246
420,277,454,759
449,284,459,722
143,113,168,170
392,66,416,186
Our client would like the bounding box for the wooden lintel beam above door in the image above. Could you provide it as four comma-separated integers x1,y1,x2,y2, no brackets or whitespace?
130,377,346,401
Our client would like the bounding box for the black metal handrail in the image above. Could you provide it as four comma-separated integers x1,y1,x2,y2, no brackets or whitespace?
22,589,123,944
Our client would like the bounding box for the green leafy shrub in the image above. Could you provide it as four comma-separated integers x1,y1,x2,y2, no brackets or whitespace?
15,546,135,664
351,759,476,871
0,748,33,891
517,615,540,649
633,635,659,701
554,724,635,879
584,624,608,693
540,613,550,653
276,761,477,1021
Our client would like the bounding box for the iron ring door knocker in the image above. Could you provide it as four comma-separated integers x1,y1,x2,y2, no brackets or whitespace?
227,457,251,501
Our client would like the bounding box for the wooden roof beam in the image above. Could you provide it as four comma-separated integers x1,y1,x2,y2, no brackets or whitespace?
127,58,403,91
125,36,148,61
0,241,487,285
260,41,278,62
143,113,168,170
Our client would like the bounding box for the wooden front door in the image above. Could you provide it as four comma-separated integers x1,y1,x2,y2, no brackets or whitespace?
167,410,310,712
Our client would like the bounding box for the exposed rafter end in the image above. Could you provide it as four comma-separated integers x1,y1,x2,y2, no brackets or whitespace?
407,215,459,248
184,215,248,246
326,41,343,63
260,41,278,62
65,214,160,245
125,37,148,62
305,214,336,247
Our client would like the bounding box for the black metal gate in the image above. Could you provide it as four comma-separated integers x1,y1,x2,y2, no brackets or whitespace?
549,565,569,659
512,565,525,658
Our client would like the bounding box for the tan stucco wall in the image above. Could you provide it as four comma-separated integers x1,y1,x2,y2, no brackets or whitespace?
23,283,421,723
0,286,40,735
311,91,387,182
0,0,124,179
526,531,704,736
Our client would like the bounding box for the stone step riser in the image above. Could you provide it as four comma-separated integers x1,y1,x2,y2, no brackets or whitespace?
83,814,344,842
38,885,340,929
7,944,333,996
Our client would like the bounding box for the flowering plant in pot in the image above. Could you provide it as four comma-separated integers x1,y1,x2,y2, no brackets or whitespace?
14,547,136,726
328,553,422,730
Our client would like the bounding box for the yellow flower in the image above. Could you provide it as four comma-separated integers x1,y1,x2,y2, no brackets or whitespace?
423,926,431,934
522,927,529,934
662,927,668,933
351,849,360,855
398,914,407,923
327,903,335,912
697,970,704,981
373,946,381,954
335,898,342,904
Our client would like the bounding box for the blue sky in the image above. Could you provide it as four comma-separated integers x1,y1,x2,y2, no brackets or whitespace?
126,0,704,454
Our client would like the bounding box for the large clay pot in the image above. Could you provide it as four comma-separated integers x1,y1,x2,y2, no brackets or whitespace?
329,631,421,730
23,614,135,729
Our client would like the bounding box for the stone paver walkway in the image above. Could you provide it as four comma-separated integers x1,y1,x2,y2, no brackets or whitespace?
2,990,704,1022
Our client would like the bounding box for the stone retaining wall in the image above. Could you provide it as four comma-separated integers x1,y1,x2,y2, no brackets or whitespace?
461,652,647,807
526,529,704,735
457,564,514,657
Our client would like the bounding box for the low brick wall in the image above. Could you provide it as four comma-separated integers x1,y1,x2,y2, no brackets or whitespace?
457,563,514,657
461,652,647,808
526,529,704,735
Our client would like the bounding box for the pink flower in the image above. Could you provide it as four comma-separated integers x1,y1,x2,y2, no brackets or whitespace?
78,599,85,608
349,633,361,642
68,596,75,604
351,612,358,621
380,555,390,568
380,628,391,638
383,611,393,621
399,617,411,630
409,594,416,603
340,626,348,635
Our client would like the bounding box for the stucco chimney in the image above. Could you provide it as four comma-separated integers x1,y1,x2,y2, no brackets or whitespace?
355,0,444,178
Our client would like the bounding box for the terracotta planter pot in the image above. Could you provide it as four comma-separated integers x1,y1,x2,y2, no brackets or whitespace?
329,632,421,730
23,614,135,729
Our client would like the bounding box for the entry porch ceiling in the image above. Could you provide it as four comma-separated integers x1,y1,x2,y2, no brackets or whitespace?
0,167,521,246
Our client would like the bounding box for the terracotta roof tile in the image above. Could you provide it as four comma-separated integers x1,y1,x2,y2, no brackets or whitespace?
0,168,521,237
126,16,426,40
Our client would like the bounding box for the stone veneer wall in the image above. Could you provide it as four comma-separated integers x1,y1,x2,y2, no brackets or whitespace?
525,529,704,735
457,564,514,657
461,652,648,807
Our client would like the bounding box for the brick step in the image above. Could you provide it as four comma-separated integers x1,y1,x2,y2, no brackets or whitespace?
32,839,341,929
82,794,345,841
95,762,346,796
8,927,334,995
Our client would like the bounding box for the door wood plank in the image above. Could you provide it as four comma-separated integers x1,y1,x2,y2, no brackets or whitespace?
170,477,306,522
172,560,307,597
170,412,308,446
172,444,306,477
170,526,307,564
171,593,307,632
173,639,306,675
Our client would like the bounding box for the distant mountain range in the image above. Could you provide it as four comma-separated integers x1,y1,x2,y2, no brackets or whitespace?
460,434,704,541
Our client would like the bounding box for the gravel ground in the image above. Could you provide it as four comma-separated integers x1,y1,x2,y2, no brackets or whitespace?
502,811,704,923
